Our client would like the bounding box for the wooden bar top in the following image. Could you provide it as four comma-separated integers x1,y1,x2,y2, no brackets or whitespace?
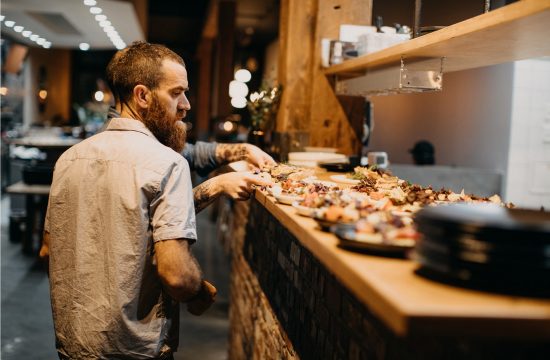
254,188,550,340
6,181,51,195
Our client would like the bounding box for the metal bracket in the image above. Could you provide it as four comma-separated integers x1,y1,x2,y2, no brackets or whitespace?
334,57,444,97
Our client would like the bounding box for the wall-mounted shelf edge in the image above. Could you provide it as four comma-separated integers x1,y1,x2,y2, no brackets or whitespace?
324,0,550,79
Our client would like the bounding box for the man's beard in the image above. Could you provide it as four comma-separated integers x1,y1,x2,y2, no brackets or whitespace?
141,94,186,153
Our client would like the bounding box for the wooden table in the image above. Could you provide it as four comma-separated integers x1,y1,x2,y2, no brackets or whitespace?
6,181,50,254
255,189,550,339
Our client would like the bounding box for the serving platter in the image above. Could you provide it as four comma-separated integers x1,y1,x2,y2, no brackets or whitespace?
329,174,360,185
331,224,415,255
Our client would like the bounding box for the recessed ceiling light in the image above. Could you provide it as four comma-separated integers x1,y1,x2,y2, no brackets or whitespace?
30,34,39,41
13,25,24,33
84,2,125,51
36,38,46,45
4,20,15,27
22,30,32,37
0,15,5,22
90,7,102,15
79,42,90,51
43,41,52,48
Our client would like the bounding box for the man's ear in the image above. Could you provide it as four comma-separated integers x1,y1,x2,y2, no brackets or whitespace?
133,85,151,109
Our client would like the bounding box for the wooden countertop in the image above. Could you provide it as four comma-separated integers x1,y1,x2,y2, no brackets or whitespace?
254,188,550,340
6,181,50,195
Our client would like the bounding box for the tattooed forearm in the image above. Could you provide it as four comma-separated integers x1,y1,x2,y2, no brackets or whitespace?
215,144,248,164
193,179,220,213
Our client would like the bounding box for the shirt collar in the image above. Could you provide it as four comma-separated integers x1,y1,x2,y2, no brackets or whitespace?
105,118,158,140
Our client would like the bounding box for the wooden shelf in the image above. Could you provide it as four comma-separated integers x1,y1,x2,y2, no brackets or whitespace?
324,0,550,78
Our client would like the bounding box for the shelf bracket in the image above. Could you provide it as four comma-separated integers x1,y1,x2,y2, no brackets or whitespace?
334,57,444,97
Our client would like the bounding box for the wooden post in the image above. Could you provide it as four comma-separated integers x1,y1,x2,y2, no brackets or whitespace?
277,0,371,154
276,0,318,132
196,38,215,140
309,0,371,155
216,0,236,118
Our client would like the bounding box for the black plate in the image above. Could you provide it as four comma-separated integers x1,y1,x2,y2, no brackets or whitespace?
331,224,415,255
318,162,353,172
416,237,550,269
414,248,550,296
415,203,550,245
313,217,354,232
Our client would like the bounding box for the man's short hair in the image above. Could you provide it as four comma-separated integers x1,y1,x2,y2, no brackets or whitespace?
106,41,185,105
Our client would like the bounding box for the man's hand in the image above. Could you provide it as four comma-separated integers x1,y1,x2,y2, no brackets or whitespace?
215,143,276,169
187,280,217,316
193,172,273,213
217,172,273,200
243,144,276,169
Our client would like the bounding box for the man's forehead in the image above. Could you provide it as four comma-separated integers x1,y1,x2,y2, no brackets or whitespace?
160,59,188,87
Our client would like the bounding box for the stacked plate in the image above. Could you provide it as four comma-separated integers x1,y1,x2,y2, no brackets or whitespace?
414,203,550,295
288,152,347,168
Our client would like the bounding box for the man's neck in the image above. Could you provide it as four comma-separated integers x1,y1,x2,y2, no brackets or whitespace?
119,104,143,122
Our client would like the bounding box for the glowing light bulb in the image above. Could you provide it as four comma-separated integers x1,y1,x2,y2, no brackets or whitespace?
231,97,247,109
235,69,252,83
79,42,90,51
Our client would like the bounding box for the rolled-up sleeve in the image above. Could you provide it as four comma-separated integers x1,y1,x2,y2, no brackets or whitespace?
150,159,197,242
181,141,219,177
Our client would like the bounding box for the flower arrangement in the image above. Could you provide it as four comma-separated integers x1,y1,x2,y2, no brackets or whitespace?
247,83,282,131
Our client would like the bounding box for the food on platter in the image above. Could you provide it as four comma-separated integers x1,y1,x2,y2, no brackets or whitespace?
329,174,360,185
260,162,512,254
264,163,315,182
292,201,317,217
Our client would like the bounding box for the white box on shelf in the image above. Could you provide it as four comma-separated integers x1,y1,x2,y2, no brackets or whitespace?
339,24,377,43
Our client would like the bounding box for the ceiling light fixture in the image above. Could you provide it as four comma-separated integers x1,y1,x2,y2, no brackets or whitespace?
0,15,5,22
85,1,126,50
79,42,90,51
90,7,102,15
2,17,52,49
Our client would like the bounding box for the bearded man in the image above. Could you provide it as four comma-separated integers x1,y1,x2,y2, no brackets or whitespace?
43,42,216,359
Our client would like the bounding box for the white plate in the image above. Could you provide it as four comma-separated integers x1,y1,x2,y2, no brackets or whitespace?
274,193,302,205
330,174,360,185
292,201,316,217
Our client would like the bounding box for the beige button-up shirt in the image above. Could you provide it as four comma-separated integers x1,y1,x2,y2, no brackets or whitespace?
45,118,196,359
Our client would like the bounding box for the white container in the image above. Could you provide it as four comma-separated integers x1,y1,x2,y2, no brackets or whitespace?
339,24,377,43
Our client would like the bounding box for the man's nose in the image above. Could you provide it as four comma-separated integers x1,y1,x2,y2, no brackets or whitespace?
179,95,191,111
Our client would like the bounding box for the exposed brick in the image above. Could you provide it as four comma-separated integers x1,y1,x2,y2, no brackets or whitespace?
290,241,301,266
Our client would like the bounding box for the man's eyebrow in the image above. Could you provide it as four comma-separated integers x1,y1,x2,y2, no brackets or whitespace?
171,86,189,92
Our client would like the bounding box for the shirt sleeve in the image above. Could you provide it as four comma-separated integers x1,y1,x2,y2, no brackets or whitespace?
181,141,219,177
150,158,197,243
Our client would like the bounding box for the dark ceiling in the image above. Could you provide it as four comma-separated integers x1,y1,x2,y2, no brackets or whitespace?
147,0,279,57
